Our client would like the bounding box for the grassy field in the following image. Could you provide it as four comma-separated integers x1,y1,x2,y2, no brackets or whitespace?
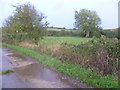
2,42,119,88
41,37,92,46
47,28,72,31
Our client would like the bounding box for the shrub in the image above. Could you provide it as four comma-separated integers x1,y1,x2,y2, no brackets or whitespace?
101,30,118,38
53,37,119,75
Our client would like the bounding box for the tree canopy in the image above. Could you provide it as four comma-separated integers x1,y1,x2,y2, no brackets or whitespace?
74,9,102,37
3,3,48,44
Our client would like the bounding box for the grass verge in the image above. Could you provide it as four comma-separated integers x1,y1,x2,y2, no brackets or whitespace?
1,69,15,75
2,42,119,88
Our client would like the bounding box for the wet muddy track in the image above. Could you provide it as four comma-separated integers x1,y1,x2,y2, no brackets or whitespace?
2,46,93,88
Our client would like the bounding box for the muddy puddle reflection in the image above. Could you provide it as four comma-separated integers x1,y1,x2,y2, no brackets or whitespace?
15,63,74,88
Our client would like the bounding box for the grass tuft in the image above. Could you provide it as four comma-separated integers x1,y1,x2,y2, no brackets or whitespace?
2,69,15,75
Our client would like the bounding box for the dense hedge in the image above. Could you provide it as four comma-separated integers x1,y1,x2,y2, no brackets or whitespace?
56,38,119,75
101,30,118,38
46,30,74,36
46,29,118,38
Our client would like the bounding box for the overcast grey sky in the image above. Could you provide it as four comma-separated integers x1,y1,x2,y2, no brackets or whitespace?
0,0,119,29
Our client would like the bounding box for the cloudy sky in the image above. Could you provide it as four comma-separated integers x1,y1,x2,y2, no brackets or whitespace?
0,0,119,29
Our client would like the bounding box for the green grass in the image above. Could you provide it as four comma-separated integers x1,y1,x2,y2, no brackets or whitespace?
47,28,62,31
47,28,72,31
2,69,15,75
41,37,92,46
2,42,119,88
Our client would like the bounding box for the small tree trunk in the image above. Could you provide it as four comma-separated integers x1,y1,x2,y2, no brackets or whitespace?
86,31,90,37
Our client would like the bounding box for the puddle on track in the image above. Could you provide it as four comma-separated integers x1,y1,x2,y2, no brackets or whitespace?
15,63,73,88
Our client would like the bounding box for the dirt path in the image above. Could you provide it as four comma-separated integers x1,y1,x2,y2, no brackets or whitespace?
2,47,93,88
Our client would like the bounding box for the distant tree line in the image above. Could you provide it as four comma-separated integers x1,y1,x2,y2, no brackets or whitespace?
46,29,118,38
47,26,66,29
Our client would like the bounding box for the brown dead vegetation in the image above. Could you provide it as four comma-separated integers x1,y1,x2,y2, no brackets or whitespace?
19,41,38,49
48,45,60,56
